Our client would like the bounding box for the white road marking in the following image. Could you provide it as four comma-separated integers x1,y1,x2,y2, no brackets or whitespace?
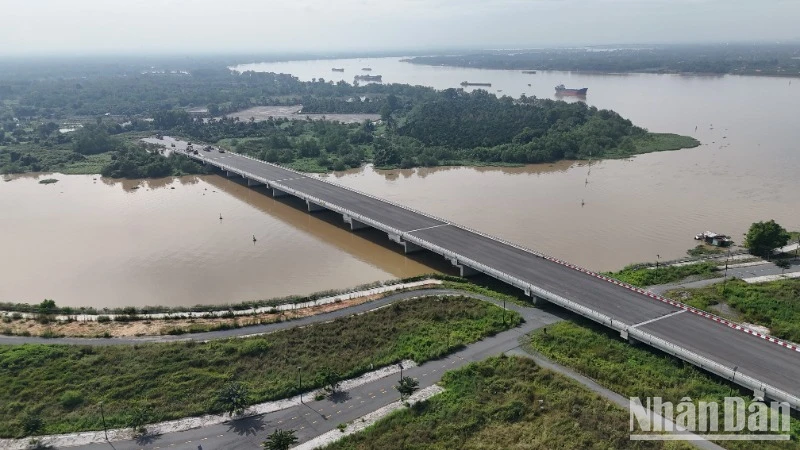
406,223,450,234
630,309,687,329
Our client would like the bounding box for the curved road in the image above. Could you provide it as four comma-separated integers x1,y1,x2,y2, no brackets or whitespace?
0,288,532,346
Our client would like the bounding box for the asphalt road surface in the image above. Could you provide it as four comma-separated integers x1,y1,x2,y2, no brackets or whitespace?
162,139,800,401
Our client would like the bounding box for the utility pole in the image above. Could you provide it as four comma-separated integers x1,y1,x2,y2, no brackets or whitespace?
656,254,660,270
298,366,303,404
99,401,108,441
502,298,506,325
399,362,403,381
723,249,731,294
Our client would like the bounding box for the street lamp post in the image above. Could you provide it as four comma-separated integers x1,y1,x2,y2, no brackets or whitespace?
656,254,660,270
502,298,506,325
298,366,302,404
399,362,403,380
723,249,731,294
99,401,108,441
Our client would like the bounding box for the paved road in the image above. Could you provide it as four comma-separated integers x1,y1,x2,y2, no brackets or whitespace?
149,139,800,402
67,296,565,450
0,289,503,346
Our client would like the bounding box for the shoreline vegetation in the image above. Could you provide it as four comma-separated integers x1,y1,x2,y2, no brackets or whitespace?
0,296,520,438
2,58,698,177
403,43,800,78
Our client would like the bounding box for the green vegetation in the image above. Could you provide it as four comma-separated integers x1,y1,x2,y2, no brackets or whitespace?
687,244,724,257
406,43,800,77
745,220,791,258
37,178,58,184
263,429,298,450
1,57,698,176
603,261,719,287
325,356,691,450
527,321,800,449
0,296,520,437
668,279,800,343
100,146,209,178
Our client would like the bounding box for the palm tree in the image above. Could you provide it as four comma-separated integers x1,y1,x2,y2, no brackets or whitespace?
263,428,298,450
216,381,250,416
395,376,419,401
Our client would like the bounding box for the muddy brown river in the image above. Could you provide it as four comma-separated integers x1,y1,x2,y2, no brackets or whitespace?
3,57,799,307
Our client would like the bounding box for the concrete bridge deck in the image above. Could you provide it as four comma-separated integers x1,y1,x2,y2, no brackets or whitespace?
149,138,800,408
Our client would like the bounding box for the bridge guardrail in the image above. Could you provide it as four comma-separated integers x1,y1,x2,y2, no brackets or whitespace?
197,153,800,410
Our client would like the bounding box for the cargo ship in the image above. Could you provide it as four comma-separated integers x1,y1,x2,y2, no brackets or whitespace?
555,84,588,95
522,70,537,74
331,68,345,72
354,74,382,82
361,67,372,71
460,81,492,87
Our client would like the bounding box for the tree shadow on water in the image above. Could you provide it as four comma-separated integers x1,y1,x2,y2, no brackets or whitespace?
227,414,266,436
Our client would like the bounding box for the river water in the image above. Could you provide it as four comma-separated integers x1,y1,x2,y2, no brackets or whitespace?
3,57,799,307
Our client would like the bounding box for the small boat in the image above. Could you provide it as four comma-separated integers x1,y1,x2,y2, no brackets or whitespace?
522,70,537,74
555,84,588,95
361,67,372,71
460,81,492,87
331,68,345,72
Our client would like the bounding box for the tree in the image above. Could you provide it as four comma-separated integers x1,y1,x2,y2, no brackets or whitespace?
216,381,250,416
321,368,342,394
20,411,43,436
775,259,791,274
127,404,151,435
263,429,298,450
395,376,419,401
744,220,790,258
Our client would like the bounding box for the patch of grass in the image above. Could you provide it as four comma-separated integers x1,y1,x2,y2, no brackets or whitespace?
526,320,800,449
632,133,701,153
604,262,719,287
37,178,58,184
667,279,800,343
687,244,725,257
0,296,520,437
325,356,691,450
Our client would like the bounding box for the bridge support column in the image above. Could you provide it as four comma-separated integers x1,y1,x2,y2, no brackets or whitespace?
448,257,479,277
306,200,326,212
272,187,288,198
225,170,239,178
343,215,369,231
524,288,548,306
620,330,639,345
388,234,424,254
247,178,264,187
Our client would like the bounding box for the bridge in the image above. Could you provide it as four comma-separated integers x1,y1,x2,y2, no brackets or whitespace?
151,137,800,409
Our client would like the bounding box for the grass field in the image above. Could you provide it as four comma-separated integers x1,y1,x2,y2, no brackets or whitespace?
527,320,800,449
0,295,520,438
604,262,719,287
668,278,800,343
325,356,692,450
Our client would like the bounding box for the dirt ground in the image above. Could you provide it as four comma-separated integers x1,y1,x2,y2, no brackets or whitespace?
1,291,388,338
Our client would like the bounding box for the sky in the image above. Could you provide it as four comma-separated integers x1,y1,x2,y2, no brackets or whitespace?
2,0,799,56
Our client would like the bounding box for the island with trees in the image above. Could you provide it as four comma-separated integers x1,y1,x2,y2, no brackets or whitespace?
1,57,698,177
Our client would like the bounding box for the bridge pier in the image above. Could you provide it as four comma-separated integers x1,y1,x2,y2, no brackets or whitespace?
225,170,240,178
306,200,326,212
448,257,479,277
524,288,548,306
388,234,424,254
620,330,639,345
343,215,369,231
272,187,289,198
247,178,265,187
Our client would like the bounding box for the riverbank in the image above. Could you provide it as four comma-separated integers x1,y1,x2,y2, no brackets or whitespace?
0,295,521,438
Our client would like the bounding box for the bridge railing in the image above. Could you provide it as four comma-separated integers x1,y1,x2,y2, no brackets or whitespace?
197,154,800,410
